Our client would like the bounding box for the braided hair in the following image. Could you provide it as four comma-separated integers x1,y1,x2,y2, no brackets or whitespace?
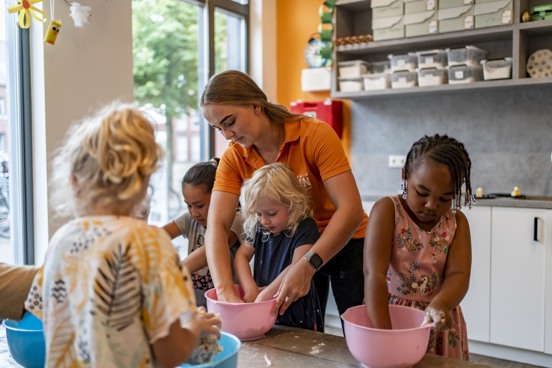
403,134,474,210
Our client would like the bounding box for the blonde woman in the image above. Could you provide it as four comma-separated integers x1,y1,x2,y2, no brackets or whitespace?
234,163,324,331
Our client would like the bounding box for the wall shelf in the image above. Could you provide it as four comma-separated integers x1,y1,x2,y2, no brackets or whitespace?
332,0,552,99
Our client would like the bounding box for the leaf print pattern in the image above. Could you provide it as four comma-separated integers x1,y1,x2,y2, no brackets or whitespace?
47,315,78,368
396,227,424,255
93,242,141,332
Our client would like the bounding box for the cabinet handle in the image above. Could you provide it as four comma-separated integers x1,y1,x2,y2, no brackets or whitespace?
534,217,539,242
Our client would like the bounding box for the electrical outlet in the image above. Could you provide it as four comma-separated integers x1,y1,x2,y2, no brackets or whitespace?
388,155,406,168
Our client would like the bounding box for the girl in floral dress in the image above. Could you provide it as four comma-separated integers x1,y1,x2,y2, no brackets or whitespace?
363,134,474,360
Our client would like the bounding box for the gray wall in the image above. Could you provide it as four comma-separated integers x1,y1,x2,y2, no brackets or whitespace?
350,86,552,197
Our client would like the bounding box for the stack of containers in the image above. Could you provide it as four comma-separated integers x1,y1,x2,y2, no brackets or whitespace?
371,0,405,41
362,61,392,90
404,0,439,38
437,0,475,34
416,49,448,86
446,45,486,84
473,0,513,29
389,53,418,88
337,60,371,92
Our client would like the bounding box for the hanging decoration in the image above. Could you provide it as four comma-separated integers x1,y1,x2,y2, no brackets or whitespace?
8,0,47,29
68,2,92,28
44,0,61,44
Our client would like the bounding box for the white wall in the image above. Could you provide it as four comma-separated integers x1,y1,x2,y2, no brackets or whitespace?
32,0,134,263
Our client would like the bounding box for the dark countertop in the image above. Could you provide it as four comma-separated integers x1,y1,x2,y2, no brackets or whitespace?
361,194,552,210
239,325,493,367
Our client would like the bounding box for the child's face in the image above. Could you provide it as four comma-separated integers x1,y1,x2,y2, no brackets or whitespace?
255,198,290,235
182,184,211,227
405,159,454,227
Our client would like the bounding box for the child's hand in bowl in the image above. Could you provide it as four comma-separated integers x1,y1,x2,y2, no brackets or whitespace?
422,305,451,332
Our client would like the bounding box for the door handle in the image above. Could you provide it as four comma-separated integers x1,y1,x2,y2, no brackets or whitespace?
533,217,540,242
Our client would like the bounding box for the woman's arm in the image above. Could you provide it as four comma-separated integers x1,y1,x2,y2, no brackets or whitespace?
205,191,242,302
363,197,395,329
273,171,364,314
424,210,472,331
234,242,257,302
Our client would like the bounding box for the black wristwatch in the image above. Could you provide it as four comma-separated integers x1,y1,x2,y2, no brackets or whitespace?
304,251,323,271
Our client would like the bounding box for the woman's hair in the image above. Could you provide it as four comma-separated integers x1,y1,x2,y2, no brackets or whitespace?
200,70,302,125
403,134,474,209
241,163,312,241
181,157,219,192
50,101,163,217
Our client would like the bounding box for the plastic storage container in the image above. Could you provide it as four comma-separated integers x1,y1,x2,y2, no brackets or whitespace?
416,49,448,69
417,67,448,86
370,60,391,74
338,60,371,78
363,73,391,90
480,57,512,80
447,46,487,67
391,70,418,88
389,53,418,72
339,77,364,92
448,64,483,84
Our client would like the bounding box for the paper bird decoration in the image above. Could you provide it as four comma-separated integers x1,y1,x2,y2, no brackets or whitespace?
8,0,47,29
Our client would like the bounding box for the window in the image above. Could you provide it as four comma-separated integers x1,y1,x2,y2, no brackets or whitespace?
132,0,248,254
0,3,34,264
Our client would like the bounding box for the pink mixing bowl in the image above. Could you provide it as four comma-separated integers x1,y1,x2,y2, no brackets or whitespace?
341,304,432,368
205,285,277,342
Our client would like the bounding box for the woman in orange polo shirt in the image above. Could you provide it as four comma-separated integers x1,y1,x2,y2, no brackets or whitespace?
200,70,368,323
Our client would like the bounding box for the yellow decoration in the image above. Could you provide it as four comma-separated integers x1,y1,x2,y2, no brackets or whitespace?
8,0,47,29
44,19,61,45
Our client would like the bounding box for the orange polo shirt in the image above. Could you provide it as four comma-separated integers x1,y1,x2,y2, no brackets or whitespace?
213,117,368,239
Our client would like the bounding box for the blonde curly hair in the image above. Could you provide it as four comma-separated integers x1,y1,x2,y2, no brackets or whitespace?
50,102,163,217
241,163,313,241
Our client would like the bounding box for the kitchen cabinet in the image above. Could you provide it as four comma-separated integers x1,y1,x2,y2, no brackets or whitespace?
462,205,552,365
333,0,552,99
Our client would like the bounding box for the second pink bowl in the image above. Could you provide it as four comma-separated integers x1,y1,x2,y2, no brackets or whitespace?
205,285,277,342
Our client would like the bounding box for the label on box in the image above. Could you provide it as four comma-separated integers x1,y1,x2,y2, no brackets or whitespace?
465,15,474,29
455,70,465,79
429,20,438,33
502,10,512,24
427,0,435,10
399,77,406,83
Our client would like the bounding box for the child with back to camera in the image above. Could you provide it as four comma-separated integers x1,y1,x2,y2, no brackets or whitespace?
234,163,324,332
363,134,473,360
163,158,245,307
24,102,221,368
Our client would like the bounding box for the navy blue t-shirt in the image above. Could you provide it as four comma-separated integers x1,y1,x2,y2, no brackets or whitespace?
252,217,324,331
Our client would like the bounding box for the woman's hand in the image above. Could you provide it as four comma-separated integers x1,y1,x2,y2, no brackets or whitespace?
272,260,315,315
422,304,452,332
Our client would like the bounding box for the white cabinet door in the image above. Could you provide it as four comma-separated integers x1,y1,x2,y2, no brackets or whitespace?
490,207,547,352
362,200,376,215
462,206,491,342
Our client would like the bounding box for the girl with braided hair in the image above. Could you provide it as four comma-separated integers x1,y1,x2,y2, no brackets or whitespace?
363,134,474,360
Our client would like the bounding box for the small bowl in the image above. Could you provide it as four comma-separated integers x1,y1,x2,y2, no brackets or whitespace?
205,285,277,341
341,305,432,368
3,312,46,368
180,332,241,368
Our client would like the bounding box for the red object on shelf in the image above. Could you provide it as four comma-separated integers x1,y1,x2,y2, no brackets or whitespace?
289,99,343,138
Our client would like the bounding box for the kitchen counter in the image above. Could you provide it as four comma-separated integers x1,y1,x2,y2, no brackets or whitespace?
238,325,492,367
362,194,552,210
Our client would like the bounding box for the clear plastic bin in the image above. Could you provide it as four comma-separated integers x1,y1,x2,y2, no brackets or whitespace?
416,49,448,69
338,60,371,78
447,46,487,67
448,64,483,84
338,77,364,92
480,57,512,80
389,53,418,72
391,70,418,88
417,67,448,86
363,72,391,90
370,60,391,74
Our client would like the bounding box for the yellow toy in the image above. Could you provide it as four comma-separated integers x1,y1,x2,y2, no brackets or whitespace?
44,20,62,45
7,0,47,29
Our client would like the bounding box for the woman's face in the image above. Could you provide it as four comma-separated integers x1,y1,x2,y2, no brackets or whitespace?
255,198,290,235
404,159,454,228
182,184,211,227
202,104,263,148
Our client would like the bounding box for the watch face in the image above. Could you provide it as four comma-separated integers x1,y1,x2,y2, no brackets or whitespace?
308,252,323,269
305,39,331,68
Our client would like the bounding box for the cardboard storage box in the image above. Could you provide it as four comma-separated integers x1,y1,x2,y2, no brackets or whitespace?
404,10,438,37
405,0,437,14
438,5,474,33
474,0,512,28
372,16,405,41
371,0,404,19
439,0,473,9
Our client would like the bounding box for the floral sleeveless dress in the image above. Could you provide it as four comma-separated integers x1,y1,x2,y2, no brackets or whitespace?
387,196,469,360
